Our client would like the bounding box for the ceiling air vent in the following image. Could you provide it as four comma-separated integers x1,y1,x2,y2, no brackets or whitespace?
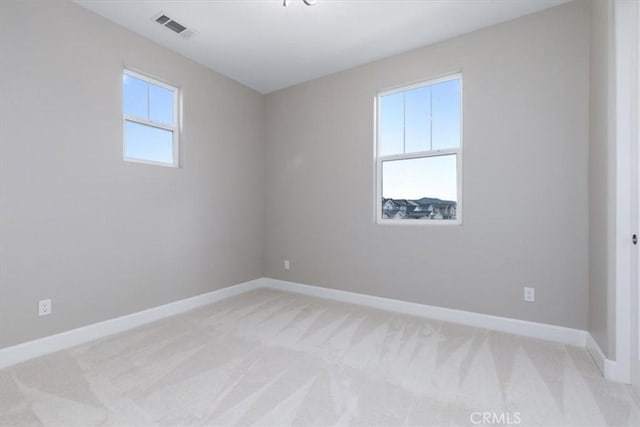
155,14,170,25
152,12,195,39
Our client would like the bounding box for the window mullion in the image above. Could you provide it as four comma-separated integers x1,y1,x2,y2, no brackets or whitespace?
146,85,150,120
402,92,406,154
379,148,458,162
124,115,175,132
429,88,433,151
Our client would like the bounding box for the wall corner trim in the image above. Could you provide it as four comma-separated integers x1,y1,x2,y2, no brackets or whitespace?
586,332,608,375
586,332,630,383
0,278,266,369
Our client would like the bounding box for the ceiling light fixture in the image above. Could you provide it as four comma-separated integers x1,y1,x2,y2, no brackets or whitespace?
283,0,317,7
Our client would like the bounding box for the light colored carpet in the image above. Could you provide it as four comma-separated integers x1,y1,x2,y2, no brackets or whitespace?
0,288,638,426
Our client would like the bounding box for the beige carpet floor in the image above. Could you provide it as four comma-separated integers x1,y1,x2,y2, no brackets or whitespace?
1,288,638,426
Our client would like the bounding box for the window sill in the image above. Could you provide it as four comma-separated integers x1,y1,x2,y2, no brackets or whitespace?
376,219,462,226
124,157,179,168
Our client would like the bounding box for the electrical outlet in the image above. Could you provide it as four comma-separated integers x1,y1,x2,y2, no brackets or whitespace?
524,287,535,303
284,259,290,271
38,299,52,316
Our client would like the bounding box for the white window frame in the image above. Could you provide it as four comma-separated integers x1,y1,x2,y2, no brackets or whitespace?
122,69,180,167
375,73,463,225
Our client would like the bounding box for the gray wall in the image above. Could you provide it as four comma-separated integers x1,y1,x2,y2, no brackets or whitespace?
1,0,593,349
588,0,616,359
0,1,265,348
264,1,590,329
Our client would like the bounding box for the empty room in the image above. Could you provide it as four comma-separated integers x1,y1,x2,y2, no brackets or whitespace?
1,0,639,425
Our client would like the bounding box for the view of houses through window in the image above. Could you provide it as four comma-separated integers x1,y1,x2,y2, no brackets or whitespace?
383,197,457,220
376,74,462,222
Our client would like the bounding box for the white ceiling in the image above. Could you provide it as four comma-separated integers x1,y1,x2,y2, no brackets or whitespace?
76,0,569,94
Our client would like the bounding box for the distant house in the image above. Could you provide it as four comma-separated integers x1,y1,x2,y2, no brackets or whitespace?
382,199,399,219
393,210,408,219
413,202,426,212
382,199,396,211
382,196,457,220
400,200,412,212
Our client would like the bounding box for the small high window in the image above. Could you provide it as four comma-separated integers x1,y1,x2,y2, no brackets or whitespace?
376,74,462,224
122,70,179,167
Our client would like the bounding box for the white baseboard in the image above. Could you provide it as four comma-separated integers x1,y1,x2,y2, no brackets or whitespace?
586,332,630,383
263,278,587,347
0,278,265,369
1,277,608,380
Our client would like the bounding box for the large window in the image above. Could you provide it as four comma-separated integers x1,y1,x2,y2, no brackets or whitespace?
123,70,179,167
376,74,462,224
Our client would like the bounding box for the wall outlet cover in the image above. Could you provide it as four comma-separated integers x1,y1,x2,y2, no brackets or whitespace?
524,287,535,303
38,299,52,316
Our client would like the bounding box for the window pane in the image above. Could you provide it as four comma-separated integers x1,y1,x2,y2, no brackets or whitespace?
379,92,404,156
381,154,457,220
149,84,174,126
432,79,461,150
123,74,148,119
124,121,174,164
405,86,431,153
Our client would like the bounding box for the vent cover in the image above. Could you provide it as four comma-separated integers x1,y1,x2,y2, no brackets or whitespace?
155,14,170,25
152,12,195,39
165,20,186,34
